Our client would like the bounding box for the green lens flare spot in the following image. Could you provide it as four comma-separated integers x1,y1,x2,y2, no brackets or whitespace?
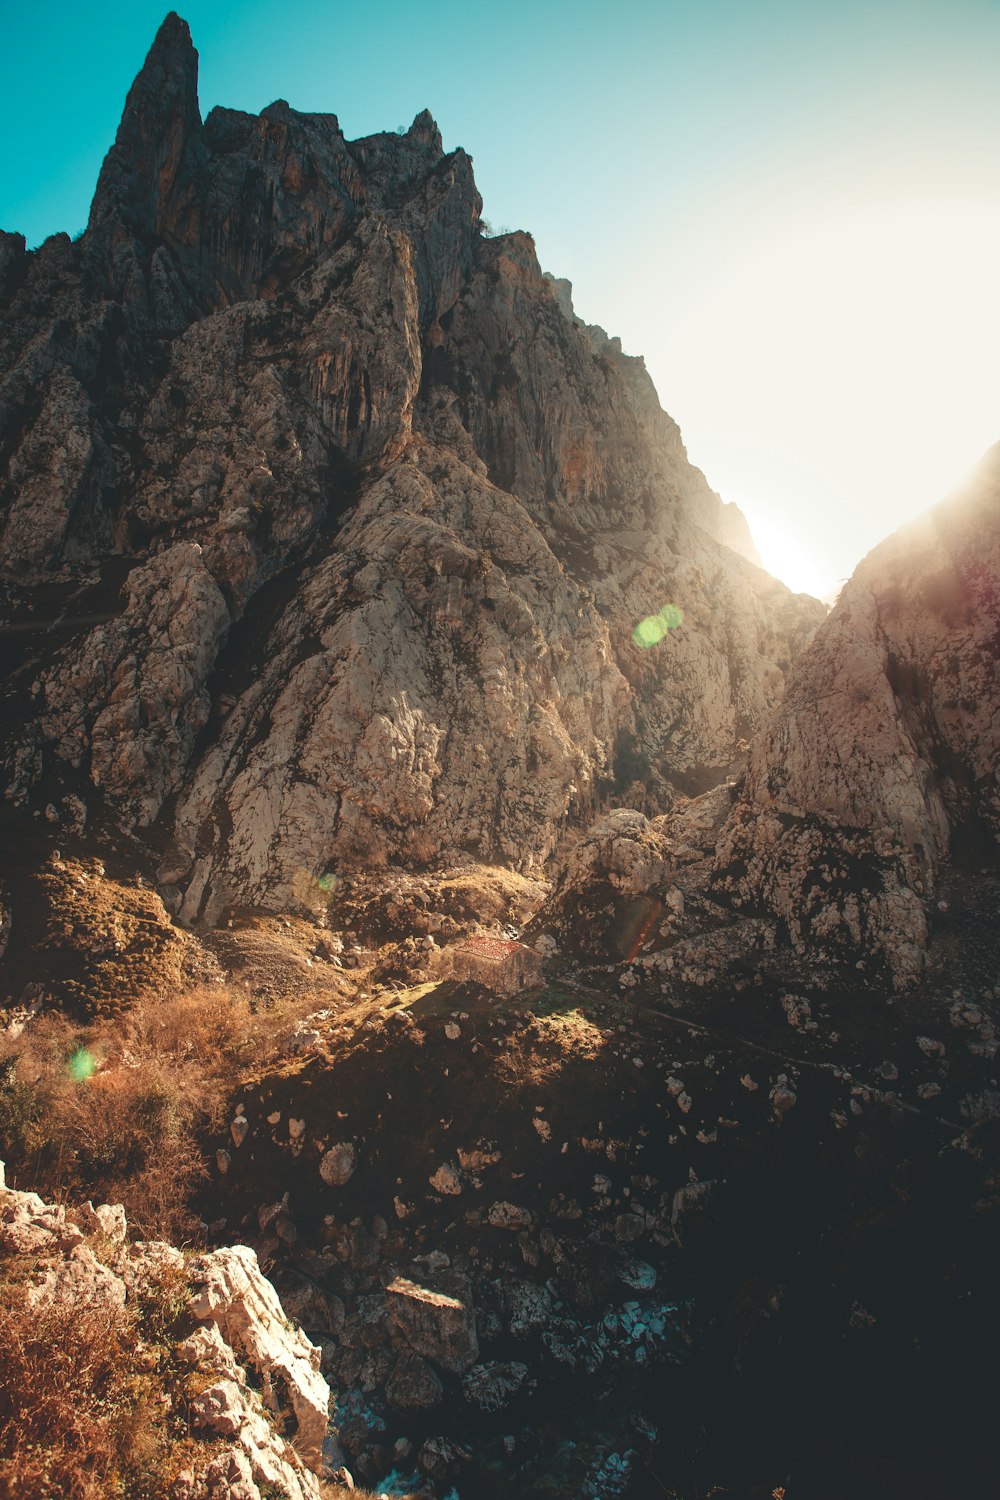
67,1047,96,1082
632,603,683,649
633,616,667,647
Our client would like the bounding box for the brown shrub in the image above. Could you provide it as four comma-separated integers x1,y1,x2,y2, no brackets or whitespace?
0,1011,83,1178
0,1283,147,1499
54,1062,211,1242
0,972,352,1242
0,990,248,1239
120,984,256,1068
0,981,336,1239
0,1258,203,1500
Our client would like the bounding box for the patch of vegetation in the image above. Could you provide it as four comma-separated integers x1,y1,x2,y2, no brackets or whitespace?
494,1002,608,1089
0,1261,206,1500
0,983,329,1240
25,857,191,1019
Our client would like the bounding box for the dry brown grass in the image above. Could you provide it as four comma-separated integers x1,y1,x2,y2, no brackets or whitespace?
0,984,264,1239
0,979,349,1239
0,1262,200,1500
203,915,353,1007
0,1286,142,1499
332,862,549,946
494,1003,607,1090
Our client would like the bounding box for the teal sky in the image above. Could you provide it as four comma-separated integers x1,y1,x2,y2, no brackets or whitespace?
5,0,1000,595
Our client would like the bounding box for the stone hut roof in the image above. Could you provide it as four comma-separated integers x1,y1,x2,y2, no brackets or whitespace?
456,936,529,962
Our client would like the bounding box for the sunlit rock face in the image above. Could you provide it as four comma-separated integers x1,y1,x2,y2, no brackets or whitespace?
713,446,1000,985
533,457,1000,991
0,14,823,919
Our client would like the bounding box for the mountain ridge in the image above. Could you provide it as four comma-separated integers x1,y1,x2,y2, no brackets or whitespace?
0,12,822,926
3,16,1000,1500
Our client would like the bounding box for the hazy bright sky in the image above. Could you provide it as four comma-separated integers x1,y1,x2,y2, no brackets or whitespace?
4,0,1000,598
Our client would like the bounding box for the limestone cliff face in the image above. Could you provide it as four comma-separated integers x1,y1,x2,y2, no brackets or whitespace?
0,14,823,920
534,453,1000,990
712,447,1000,984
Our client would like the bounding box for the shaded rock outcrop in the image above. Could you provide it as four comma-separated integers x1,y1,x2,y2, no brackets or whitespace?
0,13,823,923
385,1273,480,1372
527,787,763,986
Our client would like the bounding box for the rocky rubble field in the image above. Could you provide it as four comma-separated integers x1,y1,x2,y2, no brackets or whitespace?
4,837,999,1497
191,890,1000,1499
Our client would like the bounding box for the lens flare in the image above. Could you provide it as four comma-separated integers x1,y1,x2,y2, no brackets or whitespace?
67,1047,96,1082
291,867,339,911
632,602,684,649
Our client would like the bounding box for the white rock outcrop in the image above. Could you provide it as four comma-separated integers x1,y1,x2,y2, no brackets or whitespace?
0,1162,330,1500
188,1243,330,1465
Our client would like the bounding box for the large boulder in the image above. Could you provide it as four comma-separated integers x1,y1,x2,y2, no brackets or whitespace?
385,1273,479,1373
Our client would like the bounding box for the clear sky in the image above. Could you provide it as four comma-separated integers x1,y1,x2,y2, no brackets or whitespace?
4,0,1000,597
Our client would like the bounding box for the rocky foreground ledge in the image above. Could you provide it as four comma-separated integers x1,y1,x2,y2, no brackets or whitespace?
0,1159,329,1499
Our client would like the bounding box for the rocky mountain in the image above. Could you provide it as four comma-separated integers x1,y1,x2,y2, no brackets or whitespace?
0,13,822,928
537,444,1000,991
2,13,1000,1500
714,446,1000,983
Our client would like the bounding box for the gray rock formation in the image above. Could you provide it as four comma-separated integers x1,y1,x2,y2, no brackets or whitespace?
0,14,822,924
537,450,1000,988
714,446,1000,985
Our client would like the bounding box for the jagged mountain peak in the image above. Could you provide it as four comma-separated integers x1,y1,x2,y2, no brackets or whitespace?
0,13,822,926
88,9,203,240
153,9,195,46
76,15,475,319
129,7,198,82
408,107,443,150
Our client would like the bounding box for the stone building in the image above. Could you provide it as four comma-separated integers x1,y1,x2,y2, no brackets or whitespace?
444,935,543,994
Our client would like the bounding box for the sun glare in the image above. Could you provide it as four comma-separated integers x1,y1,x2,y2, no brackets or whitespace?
739,510,833,601
650,203,1000,598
